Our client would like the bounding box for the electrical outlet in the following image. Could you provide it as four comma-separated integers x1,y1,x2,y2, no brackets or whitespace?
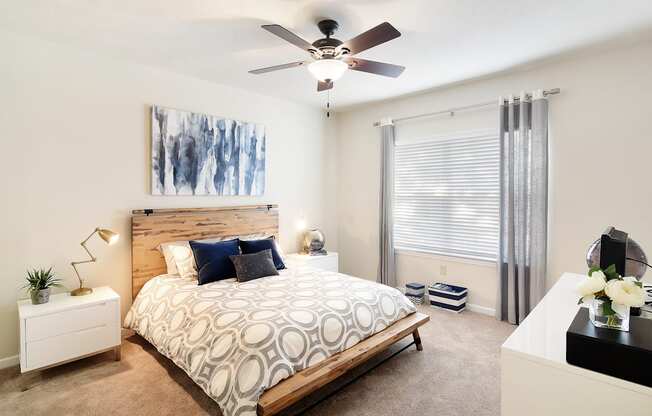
440,265,447,276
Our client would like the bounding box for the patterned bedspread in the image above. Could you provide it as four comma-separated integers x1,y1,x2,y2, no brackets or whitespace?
124,267,416,416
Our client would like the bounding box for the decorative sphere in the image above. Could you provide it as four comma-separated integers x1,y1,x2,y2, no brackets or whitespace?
304,229,326,253
586,237,647,279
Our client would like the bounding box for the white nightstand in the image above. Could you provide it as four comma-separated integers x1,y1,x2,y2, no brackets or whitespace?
18,286,121,373
285,252,339,273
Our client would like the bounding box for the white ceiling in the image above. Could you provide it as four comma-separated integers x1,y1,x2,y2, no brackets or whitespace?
2,0,652,109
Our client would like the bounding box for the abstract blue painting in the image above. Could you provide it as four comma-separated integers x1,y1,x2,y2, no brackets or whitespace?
151,105,265,196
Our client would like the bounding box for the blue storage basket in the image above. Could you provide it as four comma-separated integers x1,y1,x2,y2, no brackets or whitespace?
405,282,425,297
428,282,468,313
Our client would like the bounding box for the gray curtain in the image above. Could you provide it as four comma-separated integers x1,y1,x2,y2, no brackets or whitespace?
378,122,396,287
497,92,548,324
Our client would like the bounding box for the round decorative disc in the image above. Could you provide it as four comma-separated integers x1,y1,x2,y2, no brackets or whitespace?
586,237,648,279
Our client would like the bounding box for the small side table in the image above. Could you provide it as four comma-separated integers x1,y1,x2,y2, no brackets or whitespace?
18,286,121,372
285,252,339,273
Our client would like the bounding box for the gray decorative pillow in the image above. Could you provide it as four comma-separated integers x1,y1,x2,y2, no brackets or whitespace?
230,249,279,282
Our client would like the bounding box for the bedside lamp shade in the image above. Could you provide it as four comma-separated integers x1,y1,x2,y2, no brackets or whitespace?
98,228,119,245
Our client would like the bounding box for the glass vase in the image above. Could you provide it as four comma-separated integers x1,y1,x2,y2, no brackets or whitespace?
589,298,630,331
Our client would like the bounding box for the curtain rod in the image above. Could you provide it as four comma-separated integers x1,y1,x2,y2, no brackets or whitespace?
373,88,561,127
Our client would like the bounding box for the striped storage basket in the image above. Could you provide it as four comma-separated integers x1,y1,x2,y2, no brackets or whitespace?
406,295,424,305
405,282,425,297
428,283,468,313
405,282,425,305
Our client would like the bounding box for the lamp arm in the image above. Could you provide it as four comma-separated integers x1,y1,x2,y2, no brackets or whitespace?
70,229,100,289
81,228,100,247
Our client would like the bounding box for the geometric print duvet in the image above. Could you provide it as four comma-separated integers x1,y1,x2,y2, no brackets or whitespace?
124,267,416,416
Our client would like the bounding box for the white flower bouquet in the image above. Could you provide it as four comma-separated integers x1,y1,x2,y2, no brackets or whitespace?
577,264,645,331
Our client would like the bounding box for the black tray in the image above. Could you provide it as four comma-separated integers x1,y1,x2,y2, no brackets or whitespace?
566,308,652,388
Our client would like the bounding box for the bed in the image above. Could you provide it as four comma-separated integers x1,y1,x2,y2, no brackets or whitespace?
126,205,429,416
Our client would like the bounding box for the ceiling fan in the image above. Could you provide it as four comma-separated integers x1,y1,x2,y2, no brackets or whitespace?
249,19,405,92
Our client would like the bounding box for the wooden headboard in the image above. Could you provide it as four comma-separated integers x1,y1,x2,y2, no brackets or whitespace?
131,205,279,299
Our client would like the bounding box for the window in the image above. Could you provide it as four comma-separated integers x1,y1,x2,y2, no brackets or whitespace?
393,130,500,261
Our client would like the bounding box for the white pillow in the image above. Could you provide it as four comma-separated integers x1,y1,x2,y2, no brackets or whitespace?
158,233,271,278
170,243,198,278
159,242,183,275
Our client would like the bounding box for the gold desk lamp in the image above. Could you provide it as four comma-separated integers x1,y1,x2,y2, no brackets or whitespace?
70,227,119,296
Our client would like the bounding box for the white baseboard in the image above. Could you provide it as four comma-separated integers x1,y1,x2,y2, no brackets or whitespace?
467,303,496,316
0,354,19,370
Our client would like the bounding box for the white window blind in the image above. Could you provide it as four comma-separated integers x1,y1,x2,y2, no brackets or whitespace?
394,130,500,261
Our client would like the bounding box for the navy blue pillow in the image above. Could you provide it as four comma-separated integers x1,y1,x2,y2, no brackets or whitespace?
189,239,240,285
239,237,286,270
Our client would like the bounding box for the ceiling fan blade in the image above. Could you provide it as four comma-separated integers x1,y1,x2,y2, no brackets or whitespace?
248,61,308,74
343,57,405,78
341,22,401,55
317,80,333,92
262,24,315,52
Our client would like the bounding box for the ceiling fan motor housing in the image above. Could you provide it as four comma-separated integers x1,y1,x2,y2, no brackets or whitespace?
312,37,343,48
313,19,345,56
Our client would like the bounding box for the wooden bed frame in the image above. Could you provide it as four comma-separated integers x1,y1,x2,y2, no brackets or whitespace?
131,205,429,416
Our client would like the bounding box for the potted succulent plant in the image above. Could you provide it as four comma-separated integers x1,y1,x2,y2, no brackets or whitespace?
23,267,62,305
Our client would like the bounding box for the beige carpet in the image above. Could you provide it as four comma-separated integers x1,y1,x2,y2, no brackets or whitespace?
0,305,513,416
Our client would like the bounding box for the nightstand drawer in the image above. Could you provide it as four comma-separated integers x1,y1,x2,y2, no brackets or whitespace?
25,300,117,342
286,253,339,273
25,324,118,370
307,256,338,272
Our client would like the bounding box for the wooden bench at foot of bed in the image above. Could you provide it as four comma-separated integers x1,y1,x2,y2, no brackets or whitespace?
257,312,430,416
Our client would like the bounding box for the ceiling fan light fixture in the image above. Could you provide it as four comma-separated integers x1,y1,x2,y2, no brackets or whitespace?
308,59,347,82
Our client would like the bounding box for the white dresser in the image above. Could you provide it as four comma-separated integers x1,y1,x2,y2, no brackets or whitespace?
285,252,339,273
18,286,121,372
502,273,652,415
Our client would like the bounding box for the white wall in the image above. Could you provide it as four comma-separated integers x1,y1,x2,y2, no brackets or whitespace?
0,32,337,361
335,38,652,312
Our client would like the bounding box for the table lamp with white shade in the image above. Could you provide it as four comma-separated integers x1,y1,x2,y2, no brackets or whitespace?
70,227,119,296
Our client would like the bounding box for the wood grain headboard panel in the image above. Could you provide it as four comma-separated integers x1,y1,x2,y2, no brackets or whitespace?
131,205,279,299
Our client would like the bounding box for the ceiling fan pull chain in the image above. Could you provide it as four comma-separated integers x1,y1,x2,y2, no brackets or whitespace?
327,90,331,118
